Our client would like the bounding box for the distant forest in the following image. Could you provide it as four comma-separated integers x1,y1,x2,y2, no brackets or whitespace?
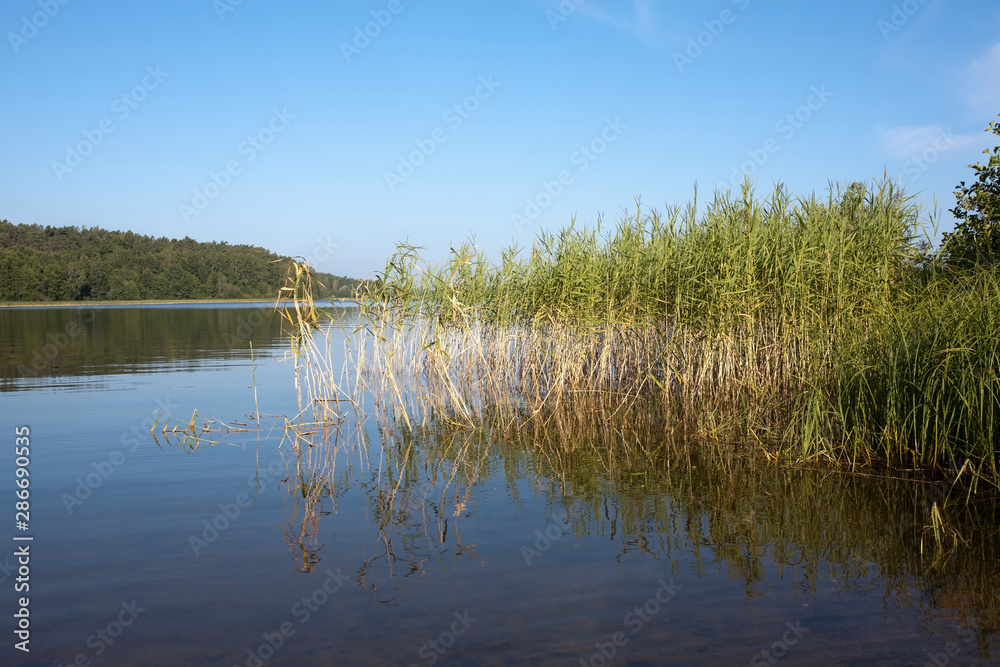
0,221,363,302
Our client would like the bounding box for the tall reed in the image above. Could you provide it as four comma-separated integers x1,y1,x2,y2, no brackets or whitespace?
302,180,998,488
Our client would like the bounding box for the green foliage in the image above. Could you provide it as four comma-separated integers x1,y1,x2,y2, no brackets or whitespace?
355,179,999,488
943,113,1000,269
0,221,363,302
363,180,922,332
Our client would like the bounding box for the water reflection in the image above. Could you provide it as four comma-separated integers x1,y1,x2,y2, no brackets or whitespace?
162,404,1000,656
0,302,349,391
16,303,995,662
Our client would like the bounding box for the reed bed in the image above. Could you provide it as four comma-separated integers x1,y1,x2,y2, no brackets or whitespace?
300,180,999,488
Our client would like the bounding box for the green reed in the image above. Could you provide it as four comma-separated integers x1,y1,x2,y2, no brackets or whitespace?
325,180,999,487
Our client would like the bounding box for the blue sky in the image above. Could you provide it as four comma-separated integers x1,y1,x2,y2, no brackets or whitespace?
2,0,998,278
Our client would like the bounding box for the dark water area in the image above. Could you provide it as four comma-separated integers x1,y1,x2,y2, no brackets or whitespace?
0,305,998,666
0,302,347,391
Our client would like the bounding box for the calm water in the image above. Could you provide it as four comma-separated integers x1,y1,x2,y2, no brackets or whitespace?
1,305,998,666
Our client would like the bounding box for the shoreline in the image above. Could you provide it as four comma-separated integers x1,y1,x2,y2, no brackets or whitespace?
0,298,359,309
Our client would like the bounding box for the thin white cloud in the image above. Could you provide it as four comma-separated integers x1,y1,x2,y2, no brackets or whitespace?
879,125,979,159
879,41,1000,162
537,0,663,43
965,41,1000,115
581,0,654,32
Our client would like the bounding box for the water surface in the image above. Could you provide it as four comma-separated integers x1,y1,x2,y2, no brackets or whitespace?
1,305,998,666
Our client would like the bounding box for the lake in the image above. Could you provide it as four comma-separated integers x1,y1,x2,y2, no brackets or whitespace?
2,304,998,666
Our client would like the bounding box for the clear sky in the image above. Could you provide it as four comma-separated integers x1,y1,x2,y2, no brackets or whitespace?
2,0,998,278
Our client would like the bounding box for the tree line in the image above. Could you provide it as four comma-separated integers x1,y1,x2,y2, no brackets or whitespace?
0,221,363,302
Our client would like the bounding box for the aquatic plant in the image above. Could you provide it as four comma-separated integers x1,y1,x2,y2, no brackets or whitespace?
318,180,999,489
